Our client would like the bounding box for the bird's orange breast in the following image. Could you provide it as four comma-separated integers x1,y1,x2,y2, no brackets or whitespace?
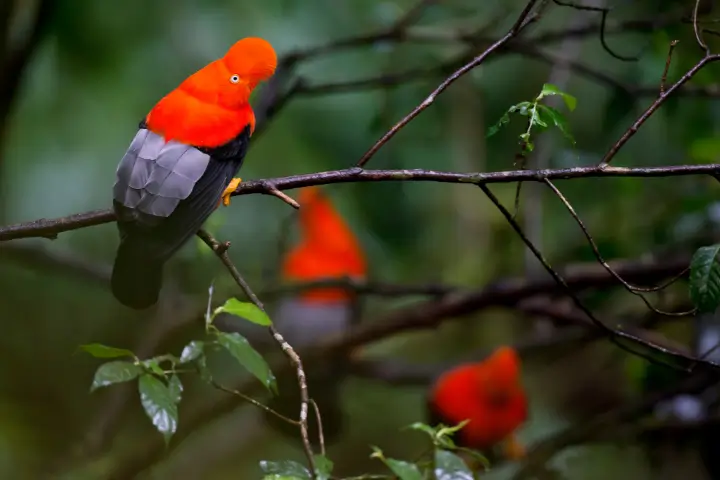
146,90,255,148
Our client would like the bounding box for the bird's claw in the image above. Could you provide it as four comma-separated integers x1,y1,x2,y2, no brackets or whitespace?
220,177,242,207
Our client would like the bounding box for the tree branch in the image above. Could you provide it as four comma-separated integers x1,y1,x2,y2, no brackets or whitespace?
196,229,318,478
1,164,719,243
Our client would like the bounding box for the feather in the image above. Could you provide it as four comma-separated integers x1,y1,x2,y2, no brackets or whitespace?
111,125,250,309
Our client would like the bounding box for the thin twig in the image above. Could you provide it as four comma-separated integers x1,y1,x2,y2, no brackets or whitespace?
543,178,695,316
693,0,711,55
262,181,301,209
310,399,326,457
477,183,698,371
600,53,720,166
660,40,679,95
196,229,318,478
551,0,640,61
104,254,693,479
355,0,540,167
209,380,300,425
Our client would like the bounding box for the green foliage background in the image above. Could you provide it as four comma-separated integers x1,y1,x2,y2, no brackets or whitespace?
1,0,720,478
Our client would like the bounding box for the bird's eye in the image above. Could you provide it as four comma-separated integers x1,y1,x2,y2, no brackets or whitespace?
230,74,240,84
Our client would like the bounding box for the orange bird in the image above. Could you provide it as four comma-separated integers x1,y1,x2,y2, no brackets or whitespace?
267,186,366,442
111,38,277,309
428,346,528,461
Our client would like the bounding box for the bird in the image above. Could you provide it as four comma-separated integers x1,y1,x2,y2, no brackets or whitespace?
265,186,366,444
110,37,277,309
427,346,529,464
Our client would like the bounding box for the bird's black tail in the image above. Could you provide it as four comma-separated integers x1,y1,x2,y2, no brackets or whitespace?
111,239,164,310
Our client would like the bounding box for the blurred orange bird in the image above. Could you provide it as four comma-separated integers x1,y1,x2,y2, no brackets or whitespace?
267,186,367,442
428,346,529,461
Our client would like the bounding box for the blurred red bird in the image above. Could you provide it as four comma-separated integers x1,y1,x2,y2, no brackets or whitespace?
428,346,529,461
111,37,277,309
267,186,366,442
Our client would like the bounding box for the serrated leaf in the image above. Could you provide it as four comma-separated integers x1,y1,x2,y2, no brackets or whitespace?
538,105,576,145
79,344,135,359
216,332,277,393
91,361,142,391
690,245,720,313
138,374,179,444
434,450,474,480
168,374,183,404
216,298,272,326
313,454,333,480
540,83,577,111
179,341,205,364
259,460,311,479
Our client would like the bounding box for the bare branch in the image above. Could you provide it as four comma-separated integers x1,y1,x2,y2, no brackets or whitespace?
196,229,317,478
355,0,540,167
660,40,680,95
2,163,720,243
601,53,720,166
542,178,694,316
104,254,693,479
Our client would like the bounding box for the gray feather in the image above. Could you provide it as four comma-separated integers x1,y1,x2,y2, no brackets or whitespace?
113,129,211,220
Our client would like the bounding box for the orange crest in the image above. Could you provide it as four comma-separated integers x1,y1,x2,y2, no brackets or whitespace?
145,37,277,147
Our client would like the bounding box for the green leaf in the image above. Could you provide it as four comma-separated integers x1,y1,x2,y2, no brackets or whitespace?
434,450,474,480
370,447,423,480
690,137,720,163
216,298,272,326
487,111,511,138
407,422,438,437
539,83,577,111
216,332,277,393
259,460,311,479
313,455,333,480
79,344,135,359
91,361,142,391
168,374,183,404
138,374,179,444
142,358,166,377
179,341,205,364
538,105,576,145
530,106,548,129
690,244,720,313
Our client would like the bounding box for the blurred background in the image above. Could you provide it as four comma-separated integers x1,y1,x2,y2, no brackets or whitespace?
2,0,720,478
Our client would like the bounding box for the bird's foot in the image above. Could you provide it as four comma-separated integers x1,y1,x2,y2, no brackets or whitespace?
220,177,242,207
